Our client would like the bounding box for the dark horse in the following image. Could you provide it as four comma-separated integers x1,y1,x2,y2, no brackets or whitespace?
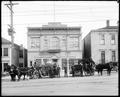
6,64,18,81
7,64,32,81
95,62,114,76
17,67,31,80
110,62,118,72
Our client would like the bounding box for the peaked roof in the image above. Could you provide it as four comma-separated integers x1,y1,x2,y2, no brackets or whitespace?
1,37,22,48
91,25,118,32
2,37,11,44
98,26,118,30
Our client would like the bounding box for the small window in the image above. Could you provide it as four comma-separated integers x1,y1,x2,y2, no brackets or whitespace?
111,34,115,40
100,34,105,45
19,50,23,58
111,34,115,45
4,48,8,56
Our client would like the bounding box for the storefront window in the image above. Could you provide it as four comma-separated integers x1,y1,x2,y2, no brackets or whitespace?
36,59,42,66
43,59,49,65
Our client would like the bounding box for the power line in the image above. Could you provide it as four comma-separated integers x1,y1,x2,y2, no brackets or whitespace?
2,6,118,14
2,11,118,17
2,19,118,26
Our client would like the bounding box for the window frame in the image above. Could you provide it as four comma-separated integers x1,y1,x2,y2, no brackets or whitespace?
111,50,116,62
101,50,105,64
30,37,40,48
100,34,105,45
111,34,115,45
50,36,60,49
3,48,8,56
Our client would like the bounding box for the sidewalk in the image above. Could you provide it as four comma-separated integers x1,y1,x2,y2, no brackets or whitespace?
1,75,11,81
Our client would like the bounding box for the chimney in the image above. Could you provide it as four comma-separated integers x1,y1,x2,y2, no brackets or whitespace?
106,20,110,27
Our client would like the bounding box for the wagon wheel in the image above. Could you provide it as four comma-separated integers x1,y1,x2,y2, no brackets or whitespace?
32,70,38,79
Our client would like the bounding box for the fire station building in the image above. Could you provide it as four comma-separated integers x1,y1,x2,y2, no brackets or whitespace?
27,22,83,76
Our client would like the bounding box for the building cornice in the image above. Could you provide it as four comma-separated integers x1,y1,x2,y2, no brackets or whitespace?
28,50,82,53
91,29,118,33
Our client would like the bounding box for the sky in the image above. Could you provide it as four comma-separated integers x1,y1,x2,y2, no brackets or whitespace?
1,1,119,49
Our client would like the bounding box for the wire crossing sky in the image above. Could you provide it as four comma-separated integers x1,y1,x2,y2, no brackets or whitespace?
1,1,119,48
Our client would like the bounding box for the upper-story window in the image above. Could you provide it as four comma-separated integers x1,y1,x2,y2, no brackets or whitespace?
44,37,48,50
69,36,79,50
50,37,60,49
111,34,115,45
100,34,105,45
61,36,66,50
3,48,8,56
19,50,23,58
31,37,40,48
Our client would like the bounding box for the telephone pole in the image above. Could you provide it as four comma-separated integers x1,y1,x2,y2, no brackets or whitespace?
5,1,19,65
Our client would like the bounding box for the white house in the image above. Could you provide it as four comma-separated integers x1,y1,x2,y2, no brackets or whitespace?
83,20,118,64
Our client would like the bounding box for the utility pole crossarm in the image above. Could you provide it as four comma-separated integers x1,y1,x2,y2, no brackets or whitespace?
5,5,14,13
4,2,19,13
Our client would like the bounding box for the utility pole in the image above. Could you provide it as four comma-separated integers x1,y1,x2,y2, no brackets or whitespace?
66,28,69,77
53,1,55,22
117,1,119,66
5,1,19,65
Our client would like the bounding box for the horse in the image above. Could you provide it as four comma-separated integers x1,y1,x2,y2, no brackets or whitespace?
17,67,31,80
95,62,114,76
6,64,19,81
7,64,34,81
110,62,118,72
